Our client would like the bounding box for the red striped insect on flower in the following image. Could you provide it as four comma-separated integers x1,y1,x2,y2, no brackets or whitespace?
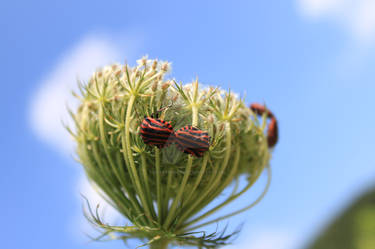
250,103,278,148
140,115,174,149
174,125,210,157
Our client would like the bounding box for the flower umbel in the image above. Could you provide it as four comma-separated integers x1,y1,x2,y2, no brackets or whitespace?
68,58,275,249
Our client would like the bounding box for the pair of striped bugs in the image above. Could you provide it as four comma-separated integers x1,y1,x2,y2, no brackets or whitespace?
140,103,278,158
140,111,210,157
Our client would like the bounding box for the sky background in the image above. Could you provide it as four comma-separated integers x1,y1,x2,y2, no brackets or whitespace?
1,0,375,249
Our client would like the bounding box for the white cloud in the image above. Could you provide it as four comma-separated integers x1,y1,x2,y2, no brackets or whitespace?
226,228,299,249
298,0,343,17
29,32,139,235
29,33,131,155
298,0,375,42
76,174,122,230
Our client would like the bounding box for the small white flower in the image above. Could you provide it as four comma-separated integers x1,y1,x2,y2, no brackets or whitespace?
136,55,149,67
160,61,172,73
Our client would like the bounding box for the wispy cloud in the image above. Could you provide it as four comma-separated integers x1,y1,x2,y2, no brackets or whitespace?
29,32,139,235
298,0,375,42
29,33,138,155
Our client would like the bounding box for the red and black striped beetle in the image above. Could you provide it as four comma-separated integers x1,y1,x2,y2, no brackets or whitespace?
140,113,174,149
250,103,278,148
174,125,210,157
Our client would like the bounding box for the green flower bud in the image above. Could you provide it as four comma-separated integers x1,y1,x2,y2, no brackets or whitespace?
69,58,273,249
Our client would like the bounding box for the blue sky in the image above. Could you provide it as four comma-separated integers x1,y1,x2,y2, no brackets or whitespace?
2,1,375,249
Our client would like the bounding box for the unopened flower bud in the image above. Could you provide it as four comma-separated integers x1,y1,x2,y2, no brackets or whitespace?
137,55,148,67
69,57,274,249
152,60,158,70
161,62,171,72
162,81,171,90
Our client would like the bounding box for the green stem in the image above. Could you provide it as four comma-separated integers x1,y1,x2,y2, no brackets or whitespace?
185,157,218,206
141,153,156,218
190,143,241,212
90,142,132,217
192,104,198,127
123,95,154,224
163,105,199,228
183,155,208,205
162,165,173,222
164,157,193,229
79,107,132,219
178,121,232,223
149,238,169,249
184,165,272,232
155,148,163,223
98,104,144,222
181,144,241,229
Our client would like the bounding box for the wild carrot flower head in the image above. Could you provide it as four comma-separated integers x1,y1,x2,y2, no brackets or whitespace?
68,57,274,248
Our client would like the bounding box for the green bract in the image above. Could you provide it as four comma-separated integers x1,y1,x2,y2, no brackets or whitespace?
69,57,272,249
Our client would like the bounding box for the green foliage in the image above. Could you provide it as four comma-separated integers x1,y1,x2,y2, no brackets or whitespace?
306,186,375,249
69,57,272,248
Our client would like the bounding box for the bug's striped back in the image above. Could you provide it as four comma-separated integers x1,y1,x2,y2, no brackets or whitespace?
250,103,278,148
140,117,174,148
174,125,210,157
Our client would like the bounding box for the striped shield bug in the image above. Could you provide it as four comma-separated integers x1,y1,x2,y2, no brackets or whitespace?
174,125,210,157
140,115,174,149
139,105,175,149
250,103,278,148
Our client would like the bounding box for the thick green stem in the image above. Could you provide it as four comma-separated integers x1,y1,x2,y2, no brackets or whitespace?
149,238,169,249
155,148,163,223
123,95,154,224
192,104,198,127
141,153,156,218
162,165,173,222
